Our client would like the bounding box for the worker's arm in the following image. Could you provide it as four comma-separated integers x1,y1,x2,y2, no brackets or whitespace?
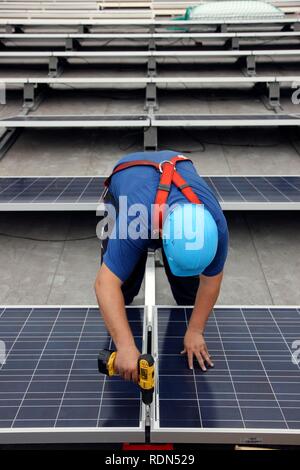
182,271,223,371
94,262,140,383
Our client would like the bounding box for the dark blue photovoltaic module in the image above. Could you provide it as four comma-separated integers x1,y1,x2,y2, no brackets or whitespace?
0,176,299,209
0,307,143,433
155,307,300,432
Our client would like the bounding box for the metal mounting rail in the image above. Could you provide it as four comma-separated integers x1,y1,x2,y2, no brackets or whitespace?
1,31,300,39
0,18,300,26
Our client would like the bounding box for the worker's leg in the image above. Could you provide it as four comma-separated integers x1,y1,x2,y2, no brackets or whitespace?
100,192,148,305
101,236,147,304
121,252,148,305
161,249,199,305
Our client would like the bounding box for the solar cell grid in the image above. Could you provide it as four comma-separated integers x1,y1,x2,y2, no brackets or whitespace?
286,177,300,191
0,307,144,432
155,307,300,432
207,177,300,203
0,177,105,205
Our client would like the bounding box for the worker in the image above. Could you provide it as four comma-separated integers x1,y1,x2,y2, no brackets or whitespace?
95,150,229,383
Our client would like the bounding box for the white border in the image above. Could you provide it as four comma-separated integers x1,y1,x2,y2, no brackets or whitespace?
0,201,300,211
1,115,300,129
2,76,300,85
0,19,299,26
1,31,300,39
0,117,150,128
152,115,300,127
0,49,300,58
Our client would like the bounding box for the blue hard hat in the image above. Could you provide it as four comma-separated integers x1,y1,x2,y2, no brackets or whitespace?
162,204,218,277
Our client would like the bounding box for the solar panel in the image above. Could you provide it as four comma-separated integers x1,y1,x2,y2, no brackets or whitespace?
0,306,145,443
0,176,299,211
206,176,300,209
0,177,105,211
2,115,300,130
0,115,150,128
1,305,300,445
152,115,300,127
151,306,300,445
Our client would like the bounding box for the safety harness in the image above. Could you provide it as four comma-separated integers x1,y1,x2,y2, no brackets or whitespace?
104,155,202,233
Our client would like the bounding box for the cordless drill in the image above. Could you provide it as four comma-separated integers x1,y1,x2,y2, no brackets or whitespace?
98,349,155,405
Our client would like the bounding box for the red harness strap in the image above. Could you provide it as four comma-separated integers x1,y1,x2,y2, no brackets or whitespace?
105,155,202,232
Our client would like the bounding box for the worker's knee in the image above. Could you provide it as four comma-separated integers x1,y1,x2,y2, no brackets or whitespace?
121,276,144,306
171,281,199,306
122,283,139,305
174,294,197,306
123,294,135,306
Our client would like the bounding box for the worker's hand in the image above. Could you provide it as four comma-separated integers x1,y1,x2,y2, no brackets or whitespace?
181,327,214,372
114,345,140,383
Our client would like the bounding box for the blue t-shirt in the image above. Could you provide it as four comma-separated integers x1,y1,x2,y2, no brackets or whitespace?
103,150,229,282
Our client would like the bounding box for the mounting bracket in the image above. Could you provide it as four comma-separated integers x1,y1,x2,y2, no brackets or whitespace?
268,82,280,108
217,24,228,33
23,83,48,109
147,57,157,76
48,57,65,77
145,83,158,111
226,37,239,50
144,126,157,151
5,25,23,34
65,38,81,51
246,56,256,76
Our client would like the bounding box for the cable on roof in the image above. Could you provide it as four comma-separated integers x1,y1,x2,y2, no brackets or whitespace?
0,233,97,242
118,125,152,151
181,127,280,148
54,81,145,101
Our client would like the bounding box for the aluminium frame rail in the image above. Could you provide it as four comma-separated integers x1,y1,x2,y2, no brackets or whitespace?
99,0,300,12
1,0,298,6
1,49,299,56
0,115,150,128
1,30,300,43
0,19,299,24
0,75,298,83
1,31,300,38
0,9,153,20
1,113,300,127
0,2,99,10
150,114,300,127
